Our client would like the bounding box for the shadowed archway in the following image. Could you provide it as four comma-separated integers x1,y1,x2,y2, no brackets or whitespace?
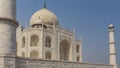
45,51,52,59
30,34,39,46
60,39,70,60
45,36,51,48
30,50,39,59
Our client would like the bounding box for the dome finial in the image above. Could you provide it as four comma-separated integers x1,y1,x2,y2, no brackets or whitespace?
44,0,47,8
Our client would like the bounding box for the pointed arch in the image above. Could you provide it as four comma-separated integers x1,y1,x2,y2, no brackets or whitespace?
76,44,79,53
22,37,25,48
76,56,79,62
45,36,51,47
30,34,39,46
45,51,52,59
30,50,39,59
22,52,25,57
60,39,70,60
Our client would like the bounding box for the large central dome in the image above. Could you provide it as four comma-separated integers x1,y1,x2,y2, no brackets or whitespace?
30,8,59,27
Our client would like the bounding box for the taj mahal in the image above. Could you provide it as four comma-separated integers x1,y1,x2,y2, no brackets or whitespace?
0,0,118,68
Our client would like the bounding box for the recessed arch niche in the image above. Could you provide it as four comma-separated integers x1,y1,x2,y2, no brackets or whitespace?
60,39,70,60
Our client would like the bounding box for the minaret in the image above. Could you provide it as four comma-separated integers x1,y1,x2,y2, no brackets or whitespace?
0,0,18,68
108,24,118,68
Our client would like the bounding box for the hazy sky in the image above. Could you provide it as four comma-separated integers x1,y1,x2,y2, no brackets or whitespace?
17,0,120,67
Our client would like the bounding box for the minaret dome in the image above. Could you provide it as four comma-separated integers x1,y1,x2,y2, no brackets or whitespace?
108,24,114,29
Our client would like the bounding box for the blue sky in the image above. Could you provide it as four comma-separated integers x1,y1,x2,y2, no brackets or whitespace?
17,0,120,67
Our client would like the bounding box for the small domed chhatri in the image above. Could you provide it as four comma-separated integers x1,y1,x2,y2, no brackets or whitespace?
108,24,114,29
30,8,59,27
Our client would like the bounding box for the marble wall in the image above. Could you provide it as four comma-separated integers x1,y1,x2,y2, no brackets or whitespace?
14,57,113,68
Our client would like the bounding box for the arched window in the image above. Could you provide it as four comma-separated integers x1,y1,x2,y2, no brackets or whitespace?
22,37,25,48
45,51,52,59
30,34,39,46
76,44,79,53
60,39,70,60
76,56,79,62
45,36,51,47
30,50,39,59
22,52,25,57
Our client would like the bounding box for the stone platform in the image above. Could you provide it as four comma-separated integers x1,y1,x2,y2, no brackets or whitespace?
12,57,113,68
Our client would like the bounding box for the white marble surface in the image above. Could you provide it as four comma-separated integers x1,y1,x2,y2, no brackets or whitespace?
0,21,16,56
0,0,16,20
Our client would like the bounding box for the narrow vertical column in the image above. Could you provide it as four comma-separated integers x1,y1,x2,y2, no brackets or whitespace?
80,38,82,62
108,24,118,68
